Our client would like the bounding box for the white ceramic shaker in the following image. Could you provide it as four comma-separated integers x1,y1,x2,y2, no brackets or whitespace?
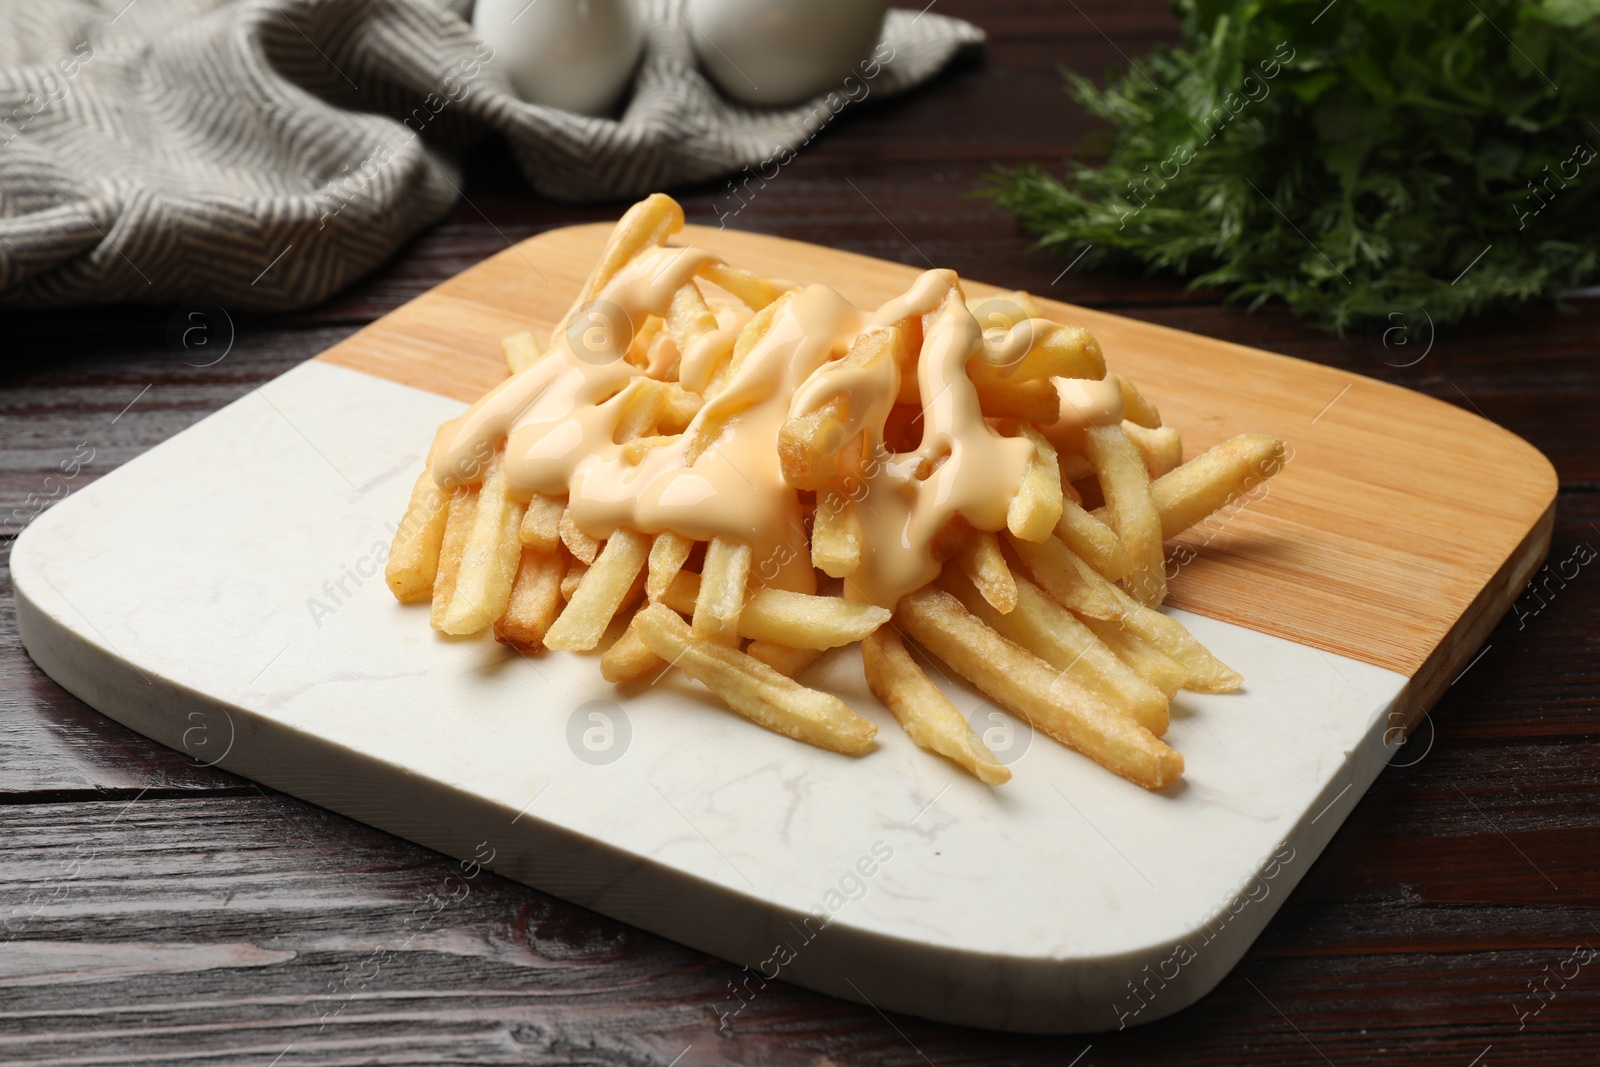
684,0,891,107
472,0,645,116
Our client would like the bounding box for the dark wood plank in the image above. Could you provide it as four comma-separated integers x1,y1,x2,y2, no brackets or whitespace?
1,778,1596,1067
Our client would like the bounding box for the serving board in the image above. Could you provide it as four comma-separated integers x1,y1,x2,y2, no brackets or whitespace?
12,225,1555,1033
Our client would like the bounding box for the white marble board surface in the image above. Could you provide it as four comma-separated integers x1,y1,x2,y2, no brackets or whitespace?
13,358,1412,1033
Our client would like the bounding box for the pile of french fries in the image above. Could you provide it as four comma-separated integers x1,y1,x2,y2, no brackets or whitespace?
386,194,1285,791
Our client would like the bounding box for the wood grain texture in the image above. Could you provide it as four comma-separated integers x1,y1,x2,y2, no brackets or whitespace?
318,223,1556,686
2,0,1597,1061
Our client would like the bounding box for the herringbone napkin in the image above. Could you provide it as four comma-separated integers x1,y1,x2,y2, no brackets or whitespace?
0,0,982,311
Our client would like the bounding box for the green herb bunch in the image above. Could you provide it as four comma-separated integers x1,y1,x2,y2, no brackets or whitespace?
984,0,1600,332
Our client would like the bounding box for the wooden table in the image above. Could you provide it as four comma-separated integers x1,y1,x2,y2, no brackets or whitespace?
3,3,1596,1063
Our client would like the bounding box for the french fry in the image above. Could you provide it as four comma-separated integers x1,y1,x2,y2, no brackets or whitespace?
895,588,1182,790
494,548,565,653
941,568,1168,735
648,530,695,602
566,193,682,323
385,470,449,602
659,383,703,434
975,380,1060,424
1084,424,1166,607
560,560,588,601
1079,614,1188,697
633,604,877,755
501,331,543,375
614,379,665,443
1115,374,1162,428
812,495,862,578
693,537,752,645
429,486,477,631
966,289,1041,326
1059,555,1241,693
746,641,823,679
620,435,678,464
1104,583,1242,693
626,314,663,370
441,456,528,635
668,282,722,356
520,492,565,552
1123,421,1183,479
862,626,1010,785
780,396,861,491
1055,498,1133,581
601,611,667,683
545,528,651,651
779,324,906,490
1003,530,1122,620
1006,425,1064,543
664,572,890,648
970,321,1105,386
1151,433,1286,540
559,509,601,565
702,261,786,309
957,530,1017,614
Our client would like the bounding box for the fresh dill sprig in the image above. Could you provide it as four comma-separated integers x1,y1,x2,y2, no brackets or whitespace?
983,0,1600,332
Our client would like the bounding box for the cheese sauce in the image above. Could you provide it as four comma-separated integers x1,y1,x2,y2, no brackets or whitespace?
431,245,1124,607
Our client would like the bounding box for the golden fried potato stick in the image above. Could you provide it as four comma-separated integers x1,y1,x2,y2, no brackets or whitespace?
520,492,565,552
1005,425,1064,543
663,572,890,648
647,530,695,602
560,559,588,601
779,323,906,490
658,383,704,434
667,282,732,393
693,537,752,645
1123,421,1183,479
620,435,679,465
1103,582,1242,693
494,548,565,653
941,568,1168,736
1003,530,1123,620
1115,373,1162,428
862,625,1010,786
429,487,477,630
613,379,666,443
601,610,667,683
441,455,528,635
1150,433,1286,540
561,193,683,337
559,509,601,565
975,380,1060,424
702,261,786,310
966,289,1042,327
1079,614,1187,697
895,587,1182,791
812,495,863,578
1084,424,1166,607
388,419,464,602
1055,498,1133,581
970,321,1105,386
501,331,544,375
633,604,877,755
956,530,1017,614
386,471,449,603
746,641,823,678
545,528,651,651
779,396,861,491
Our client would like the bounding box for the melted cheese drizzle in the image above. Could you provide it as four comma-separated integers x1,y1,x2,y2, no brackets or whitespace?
432,245,1124,607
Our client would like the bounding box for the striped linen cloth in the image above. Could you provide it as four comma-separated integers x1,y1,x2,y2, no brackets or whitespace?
0,0,982,310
